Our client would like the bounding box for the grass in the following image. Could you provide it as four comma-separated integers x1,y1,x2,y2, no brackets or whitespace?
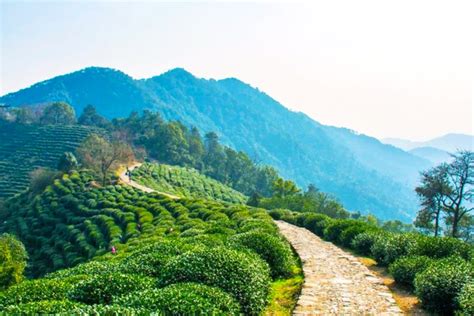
265,262,303,315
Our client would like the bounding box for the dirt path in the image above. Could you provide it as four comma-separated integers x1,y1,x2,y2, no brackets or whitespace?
276,220,403,316
119,163,180,199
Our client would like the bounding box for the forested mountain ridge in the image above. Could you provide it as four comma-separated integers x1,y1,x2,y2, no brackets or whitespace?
0,67,431,220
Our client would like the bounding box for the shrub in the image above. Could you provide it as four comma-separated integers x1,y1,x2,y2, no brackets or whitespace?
158,247,271,315
68,273,154,305
339,224,375,247
2,299,84,314
302,213,330,233
371,233,420,266
119,239,193,277
0,233,28,289
409,236,472,260
457,282,474,315
0,278,78,308
388,256,433,287
46,261,120,279
116,282,240,315
239,219,277,234
310,215,334,237
71,304,149,315
323,219,358,243
414,256,474,314
351,231,384,256
228,231,295,278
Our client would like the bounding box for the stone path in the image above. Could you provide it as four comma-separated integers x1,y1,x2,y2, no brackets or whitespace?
119,163,180,199
276,220,403,316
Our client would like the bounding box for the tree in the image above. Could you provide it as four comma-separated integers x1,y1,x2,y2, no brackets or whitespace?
0,234,28,289
271,178,300,198
40,102,76,125
415,165,450,237
443,151,473,237
247,191,262,207
78,104,110,128
76,134,134,185
57,152,78,172
416,151,473,238
29,168,58,194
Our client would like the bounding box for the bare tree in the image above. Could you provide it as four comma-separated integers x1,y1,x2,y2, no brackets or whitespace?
76,134,134,185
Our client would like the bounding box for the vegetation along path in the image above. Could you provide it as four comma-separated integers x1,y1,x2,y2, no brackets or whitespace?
276,220,403,316
119,167,403,315
119,163,180,199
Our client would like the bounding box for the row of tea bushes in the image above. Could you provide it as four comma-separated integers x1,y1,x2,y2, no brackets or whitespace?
270,209,474,315
0,122,101,198
131,163,247,204
0,170,299,314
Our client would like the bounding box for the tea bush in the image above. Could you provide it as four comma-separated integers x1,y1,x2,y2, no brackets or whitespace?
228,230,295,278
409,236,472,260
388,256,433,288
1,300,85,314
158,247,271,315
457,282,474,315
351,231,384,256
370,233,420,266
68,273,155,305
117,282,240,315
323,219,359,243
414,256,474,314
0,278,79,308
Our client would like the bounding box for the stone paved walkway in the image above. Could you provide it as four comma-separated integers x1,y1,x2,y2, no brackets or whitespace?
276,220,403,316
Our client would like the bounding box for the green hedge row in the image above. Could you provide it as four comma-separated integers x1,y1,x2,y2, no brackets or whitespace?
271,209,474,315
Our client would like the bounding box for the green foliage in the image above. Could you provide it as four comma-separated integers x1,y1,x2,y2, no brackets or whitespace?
0,121,101,198
158,247,271,315
116,282,240,315
78,104,111,129
57,152,78,172
40,102,76,125
457,282,474,316
0,278,78,308
228,231,295,278
414,256,474,314
1,300,85,314
323,219,360,243
68,273,154,305
370,233,421,266
388,256,433,288
132,162,246,204
351,231,384,256
409,235,472,260
0,233,28,289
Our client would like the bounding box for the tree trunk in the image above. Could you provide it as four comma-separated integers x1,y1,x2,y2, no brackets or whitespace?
434,211,440,237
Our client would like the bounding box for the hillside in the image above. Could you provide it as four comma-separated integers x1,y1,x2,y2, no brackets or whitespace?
0,170,300,314
0,67,432,220
409,147,452,165
130,163,247,204
383,133,474,152
0,122,101,198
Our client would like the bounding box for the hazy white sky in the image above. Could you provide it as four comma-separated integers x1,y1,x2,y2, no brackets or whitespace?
1,0,473,140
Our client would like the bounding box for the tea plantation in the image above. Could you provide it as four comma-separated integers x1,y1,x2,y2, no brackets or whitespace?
132,162,247,204
0,171,299,314
0,122,101,199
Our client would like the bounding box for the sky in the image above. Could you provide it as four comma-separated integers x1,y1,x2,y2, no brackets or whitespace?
1,0,473,141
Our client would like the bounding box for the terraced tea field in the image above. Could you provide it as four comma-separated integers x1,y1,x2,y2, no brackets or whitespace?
0,122,100,198
131,162,247,204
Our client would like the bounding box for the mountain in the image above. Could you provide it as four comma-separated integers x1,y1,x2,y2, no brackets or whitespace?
0,67,432,221
409,147,452,165
383,133,474,153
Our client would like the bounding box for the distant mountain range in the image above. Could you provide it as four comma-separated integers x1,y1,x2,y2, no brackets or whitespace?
383,134,473,153
1,67,434,221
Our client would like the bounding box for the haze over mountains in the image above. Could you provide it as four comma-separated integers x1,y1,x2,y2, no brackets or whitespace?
1,67,437,221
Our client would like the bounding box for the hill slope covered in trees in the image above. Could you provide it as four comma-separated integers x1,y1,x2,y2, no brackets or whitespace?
0,67,431,220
